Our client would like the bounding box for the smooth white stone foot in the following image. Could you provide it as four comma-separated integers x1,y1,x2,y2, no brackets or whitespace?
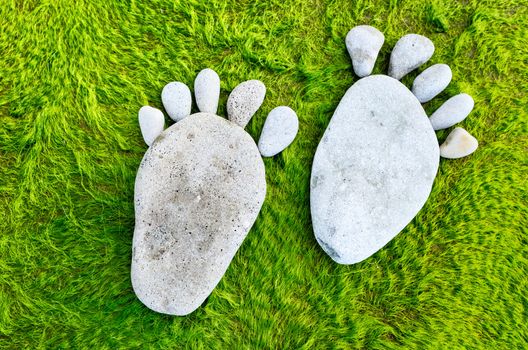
311,75,439,264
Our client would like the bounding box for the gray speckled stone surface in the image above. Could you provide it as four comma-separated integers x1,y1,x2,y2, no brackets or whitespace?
258,106,299,157
161,82,192,122
311,75,439,264
429,93,474,130
412,63,452,103
132,113,266,315
227,80,266,128
345,25,385,77
389,34,434,80
138,106,165,146
440,127,478,159
194,68,220,114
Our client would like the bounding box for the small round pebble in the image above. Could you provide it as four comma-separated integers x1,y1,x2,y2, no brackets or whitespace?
138,106,165,146
258,106,299,157
429,93,474,130
412,64,452,103
440,127,478,159
227,80,266,128
161,82,192,122
345,25,385,78
389,34,435,80
194,68,220,114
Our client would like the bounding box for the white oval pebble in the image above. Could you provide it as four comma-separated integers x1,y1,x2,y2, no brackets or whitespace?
227,80,266,128
440,127,478,159
412,64,452,103
311,75,439,264
138,106,165,146
258,106,299,157
429,93,474,130
389,34,435,80
345,25,385,77
132,113,266,315
194,68,220,114
161,82,192,122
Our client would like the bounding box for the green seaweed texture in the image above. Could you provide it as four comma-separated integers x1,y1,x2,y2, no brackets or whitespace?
1,0,527,348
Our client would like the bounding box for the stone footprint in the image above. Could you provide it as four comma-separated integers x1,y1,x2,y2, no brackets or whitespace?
133,70,299,315
311,25,478,265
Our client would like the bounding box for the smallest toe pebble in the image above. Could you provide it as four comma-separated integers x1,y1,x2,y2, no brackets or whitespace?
429,93,474,130
161,82,192,122
138,106,165,146
195,68,220,114
258,106,299,157
346,25,384,77
440,127,478,159
412,64,452,103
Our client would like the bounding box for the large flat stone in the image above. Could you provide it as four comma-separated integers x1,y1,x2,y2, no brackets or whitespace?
311,75,439,264
132,113,266,315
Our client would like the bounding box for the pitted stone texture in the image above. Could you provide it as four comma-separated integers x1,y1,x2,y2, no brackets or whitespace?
132,113,266,315
412,64,452,103
389,34,434,80
227,80,266,128
194,68,220,114
429,93,474,130
161,82,192,122
346,25,385,77
440,127,478,159
138,106,165,146
311,75,439,264
258,106,299,157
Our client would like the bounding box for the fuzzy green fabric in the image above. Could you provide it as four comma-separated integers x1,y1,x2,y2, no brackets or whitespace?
1,0,527,348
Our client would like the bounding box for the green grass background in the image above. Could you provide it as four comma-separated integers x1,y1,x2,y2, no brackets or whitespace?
1,0,527,348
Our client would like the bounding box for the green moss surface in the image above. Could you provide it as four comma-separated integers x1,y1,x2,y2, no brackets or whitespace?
0,0,526,348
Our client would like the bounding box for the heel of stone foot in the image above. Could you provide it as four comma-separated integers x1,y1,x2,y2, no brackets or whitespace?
258,106,299,157
346,25,385,78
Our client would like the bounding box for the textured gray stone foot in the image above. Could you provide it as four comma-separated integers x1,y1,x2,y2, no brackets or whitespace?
311,26,479,265
134,69,298,315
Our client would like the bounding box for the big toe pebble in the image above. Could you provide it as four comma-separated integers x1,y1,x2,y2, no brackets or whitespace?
346,25,384,77
161,82,192,122
258,106,299,157
429,93,474,130
440,127,478,159
195,68,220,114
389,34,434,80
412,64,452,103
227,80,266,128
138,106,165,146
